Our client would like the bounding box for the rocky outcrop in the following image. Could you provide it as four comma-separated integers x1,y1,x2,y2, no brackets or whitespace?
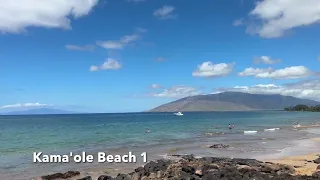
209,144,230,149
41,171,80,180
39,155,320,180
102,155,318,180
313,157,320,164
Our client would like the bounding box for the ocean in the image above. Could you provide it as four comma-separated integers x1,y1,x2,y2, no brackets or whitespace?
1,111,320,180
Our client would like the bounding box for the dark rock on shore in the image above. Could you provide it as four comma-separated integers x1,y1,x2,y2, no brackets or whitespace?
77,176,92,180
313,157,320,164
209,144,230,149
112,155,319,180
40,155,320,180
97,175,114,180
41,171,80,180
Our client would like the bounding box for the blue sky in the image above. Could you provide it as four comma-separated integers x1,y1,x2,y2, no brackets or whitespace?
0,0,320,113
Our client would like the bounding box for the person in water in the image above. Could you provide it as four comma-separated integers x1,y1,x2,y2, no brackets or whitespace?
145,128,151,133
228,124,232,129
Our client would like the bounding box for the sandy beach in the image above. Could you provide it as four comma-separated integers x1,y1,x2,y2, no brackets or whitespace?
267,137,320,175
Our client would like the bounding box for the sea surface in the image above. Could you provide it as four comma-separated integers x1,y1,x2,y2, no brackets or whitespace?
1,111,320,180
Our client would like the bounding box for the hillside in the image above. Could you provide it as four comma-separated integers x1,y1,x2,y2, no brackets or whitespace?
148,92,320,112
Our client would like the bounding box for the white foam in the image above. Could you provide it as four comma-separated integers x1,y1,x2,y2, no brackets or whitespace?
264,128,280,132
244,131,257,134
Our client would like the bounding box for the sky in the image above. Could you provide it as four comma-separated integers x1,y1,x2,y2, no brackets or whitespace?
0,0,320,113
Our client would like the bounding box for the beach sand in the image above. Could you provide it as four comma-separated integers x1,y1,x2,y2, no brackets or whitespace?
268,153,319,175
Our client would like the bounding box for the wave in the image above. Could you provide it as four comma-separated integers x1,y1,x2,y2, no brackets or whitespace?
264,128,280,132
244,131,257,134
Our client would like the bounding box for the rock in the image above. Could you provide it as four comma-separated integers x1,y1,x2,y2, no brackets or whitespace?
312,171,320,178
195,169,202,176
41,171,80,180
317,165,320,171
314,157,320,164
148,173,156,179
141,176,148,180
209,144,230,149
131,173,140,180
156,171,163,178
116,174,131,180
77,176,92,180
182,165,195,174
97,175,115,180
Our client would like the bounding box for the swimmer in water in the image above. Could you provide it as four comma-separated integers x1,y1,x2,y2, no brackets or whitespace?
145,128,151,133
228,124,232,129
232,124,235,128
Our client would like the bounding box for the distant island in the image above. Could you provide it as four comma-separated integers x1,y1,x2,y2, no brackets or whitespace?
149,92,320,112
284,104,320,112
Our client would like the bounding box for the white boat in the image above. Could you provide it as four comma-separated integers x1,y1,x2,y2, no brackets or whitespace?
174,112,183,116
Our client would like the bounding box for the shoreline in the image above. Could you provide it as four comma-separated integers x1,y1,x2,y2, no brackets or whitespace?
30,137,320,180
34,153,320,180
267,153,320,176
264,137,320,176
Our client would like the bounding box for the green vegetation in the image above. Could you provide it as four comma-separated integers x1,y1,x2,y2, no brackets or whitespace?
284,104,320,112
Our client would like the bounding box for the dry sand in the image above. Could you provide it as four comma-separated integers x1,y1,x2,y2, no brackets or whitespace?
268,153,319,175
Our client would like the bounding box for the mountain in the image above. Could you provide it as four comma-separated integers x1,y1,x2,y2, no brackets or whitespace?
148,92,320,112
2,108,74,115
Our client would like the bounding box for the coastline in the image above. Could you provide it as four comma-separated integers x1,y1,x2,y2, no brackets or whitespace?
31,137,320,180
264,137,320,176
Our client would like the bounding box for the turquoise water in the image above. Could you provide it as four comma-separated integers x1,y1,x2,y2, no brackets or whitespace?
1,111,320,179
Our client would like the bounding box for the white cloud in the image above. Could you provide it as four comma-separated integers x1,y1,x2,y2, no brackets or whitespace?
233,19,244,26
0,102,50,109
253,56,281,64
89,65,99,72
151,85,201,98
239,66,313,79
90,58,122,71
238,67,273,76
0,0,99,33
97,41,124,50
150,84,163,89
216,79,320,101
65,44,95,51
153,6,177,19
192,62,234,78
247,0,320,38
97,30,144,50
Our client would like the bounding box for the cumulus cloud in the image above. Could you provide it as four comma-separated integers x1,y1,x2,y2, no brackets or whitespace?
239,67,273,76
150,84,163,89
150,85,201,98
89,58,122,72
253,56,281,64
215,79,320,101
97,30,145,50
0,102,51,109
239,66,314,79
246,0,320,38
192,62,234,78
65,44,95,51
0,0,99,33
153,6,177,19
